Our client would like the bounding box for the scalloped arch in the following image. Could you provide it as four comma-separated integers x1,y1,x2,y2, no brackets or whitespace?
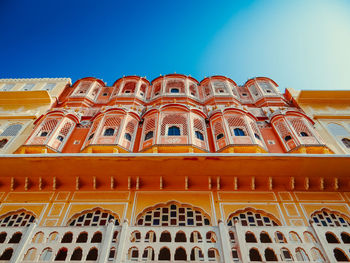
226,207,281,226
0,208,36,220
135,200,211,226
311,208,350,225
67,207,120,226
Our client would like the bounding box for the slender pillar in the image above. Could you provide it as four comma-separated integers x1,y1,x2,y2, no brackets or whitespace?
218,220,233,263
98,220,115,263
234,221,249,263
115,219,129,263
11,221,37,263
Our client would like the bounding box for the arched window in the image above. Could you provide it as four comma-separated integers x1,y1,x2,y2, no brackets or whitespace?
175,231,187,242
54,248,68,261
326,232,340,243
48,232,59,242
312,209,350,227
40,131,48,137
70,247,82,261
174,247,187,261
145,231,156,242
195,131,204,141
254,133,261,140
341,232,350,244
142,247,155,261
158,247,170,261
136,202,210,226
32,232,45,243
190,231,202,243
227,208,280,227
61,232,73,243
171,88,179,93
108,247,116,261
23,248,37,261
67,208,119,226
190,247,204,261
334,248,349,262
264,248,278,261
234,128,245,136
260,232,272,243
104,128,115,136
284,135,292,141
145,131,153,141
303,231,317,243
275,231,286,243
86,248,98,261
300,131,309,137
246,232,257,243
112,231,118,243
124,133,132,141
249,248,262,261
289,232,302,243
281,248,293,261
0,232,7,243
206,232,217,243
232,249,239,261
9,232,22,243
128,247,139,261
0,248,13,260
130,231,141,242
0,210,35,227
40,248,53,261
216,133,224,140
0,124,22,137
229,231,235,243
342,138,350,148
295,248,309,261
160,231,171,242
168,126,181,136
76,232,88,243
91,232,102,243
56,135,64,142
208,248,219,261
311,247,325,262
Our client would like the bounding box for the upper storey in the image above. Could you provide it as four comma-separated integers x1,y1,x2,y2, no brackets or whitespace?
14,75,332,154
59,75,287,108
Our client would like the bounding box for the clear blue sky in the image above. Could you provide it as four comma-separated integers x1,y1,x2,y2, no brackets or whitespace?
1,0,350,90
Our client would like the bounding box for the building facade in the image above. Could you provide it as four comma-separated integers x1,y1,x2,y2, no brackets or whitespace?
287,88,350,154
0,78,71,154
0,75,348,263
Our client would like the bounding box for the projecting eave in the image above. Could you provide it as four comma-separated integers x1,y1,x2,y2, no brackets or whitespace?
0,153,348,191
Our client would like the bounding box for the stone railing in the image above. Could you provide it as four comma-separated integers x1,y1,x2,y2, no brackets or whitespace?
0,221,348,262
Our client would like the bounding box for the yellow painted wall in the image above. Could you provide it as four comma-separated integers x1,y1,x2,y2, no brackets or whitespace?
0,190,349,227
